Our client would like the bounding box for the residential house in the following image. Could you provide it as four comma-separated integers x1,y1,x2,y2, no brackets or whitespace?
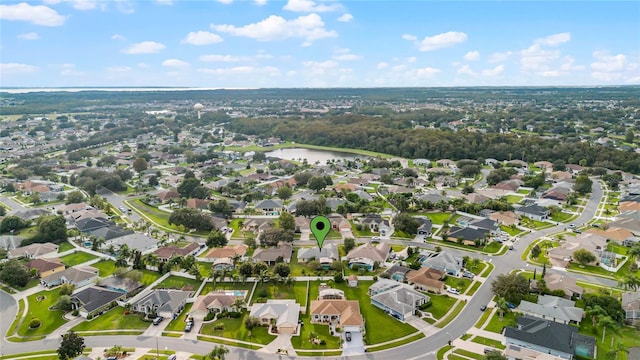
489,211,520,226
41,266,99,288
328,214,352,233
405,267,446,294
105,233,159,252
10,208,49,221
310,299,365,332
56,203,94,215
26,258,65,278
539,272,583,299
155,190,180,204
447,226,489,245
204,244,248,262
516,204,550,221
585,227,634,243
131,289,191,318
622,292,640,325
154,242,201,262
252,243,293,265
253,199,283,216
415,217,433,237
347,275,358,288
547,233,612,268
346,242,391,270
369,281,429,322
420,251,463,276
360,214,390,233
186,198,210,210
383,263,412,282
89,225,134,241
297,243,339,268
70,286,127,318
9,242,58,259
504,344,567,360
318,287,345,300
96,277,142,295
516,295,584,325
191,292,244,320
248,299,300,334
503,316,596,360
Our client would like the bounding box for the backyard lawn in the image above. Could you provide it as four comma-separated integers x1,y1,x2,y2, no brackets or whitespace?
199,313,276,345
92,260,117,277
580,316,639,360
71,307,149,332
59,251,98,267
136,269,162,286
155,275,203,291
200,281,255,296
18,289,68,337
426,212,455,225
58,242,75,252
251,282,296,304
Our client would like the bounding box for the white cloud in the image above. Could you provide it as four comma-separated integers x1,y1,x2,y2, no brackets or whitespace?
534,32,571,46
488,51,512,63
107,66,132,72
407,56,417,63
560,56,585,72
182,31,224,45
155,0,173,5
404,31,467,52
137,62,149,68
456,64,475,76
337,13,352,22
520,44,560,72
198,66,281,77
255,0,268,5
111,34,126,40
333,54,361,61
212,13,337,45
284,0,343,13
44,0,97,11
377,62,389,70
464,51,480,61
122,41,166,54
0,3,66,26
60,63,85,76
591,51,638,82
415,67,440,78
482,64,504,76
217,0,233,4
0,63,39,75
115,0,135,14
18,32,40,40
162,59,190,68
200,54,249,62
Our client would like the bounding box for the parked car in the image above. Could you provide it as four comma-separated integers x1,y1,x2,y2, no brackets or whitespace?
446,288,460,295
345,331,352,342
185,322,193,332
152,316,163,325
480,305,487,311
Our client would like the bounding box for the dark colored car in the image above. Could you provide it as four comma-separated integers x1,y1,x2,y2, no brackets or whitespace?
152,316,163,325
345,331,352,342
185,322,193,332
480,305,487,311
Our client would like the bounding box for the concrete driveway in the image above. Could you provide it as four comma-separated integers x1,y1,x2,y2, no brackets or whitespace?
342,330,364,356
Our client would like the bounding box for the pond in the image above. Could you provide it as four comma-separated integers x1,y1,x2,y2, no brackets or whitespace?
265,148,364,164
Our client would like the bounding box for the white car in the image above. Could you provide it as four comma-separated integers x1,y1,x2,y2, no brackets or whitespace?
447,288,460,295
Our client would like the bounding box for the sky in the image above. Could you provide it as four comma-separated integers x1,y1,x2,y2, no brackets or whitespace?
1,0,639,88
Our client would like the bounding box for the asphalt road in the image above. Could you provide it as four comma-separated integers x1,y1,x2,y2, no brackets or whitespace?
0,180,609,359
0,195,27,214
97,187,142,223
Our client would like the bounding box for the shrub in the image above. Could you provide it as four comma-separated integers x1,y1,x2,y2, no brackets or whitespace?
319,339,326,345
204,312,216,321
29,318,42,329
72,309,79,316
214,323,224,330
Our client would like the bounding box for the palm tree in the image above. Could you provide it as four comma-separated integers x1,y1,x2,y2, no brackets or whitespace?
597,315,618,344
115,255,128,268
628,243,640,264
142,253,160,270
207,345,229,360
232,298,245,312
586,305,606,326
495,297,508,321
618,275,640,291
607,341,628,360
118,244,131,260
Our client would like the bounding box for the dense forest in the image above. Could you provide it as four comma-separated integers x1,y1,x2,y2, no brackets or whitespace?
228,115,640,173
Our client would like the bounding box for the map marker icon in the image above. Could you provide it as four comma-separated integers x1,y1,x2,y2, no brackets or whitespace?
310,215,331,250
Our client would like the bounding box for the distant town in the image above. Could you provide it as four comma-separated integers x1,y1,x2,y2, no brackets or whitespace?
0,87,639,360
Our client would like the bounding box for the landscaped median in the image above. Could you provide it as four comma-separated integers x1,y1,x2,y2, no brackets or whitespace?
15,289,68,340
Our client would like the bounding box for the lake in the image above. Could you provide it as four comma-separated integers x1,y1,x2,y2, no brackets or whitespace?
264,148,364,164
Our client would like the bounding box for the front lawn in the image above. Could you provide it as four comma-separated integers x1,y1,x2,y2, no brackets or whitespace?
71,306,149,332
58,242,75,252
500,225,523,237
292,313,341,350
92,260,117,277
504,195,523,204
483,310,518,333
155,275,203,292
551,211,573,223
423,294,457,319
444,276,472,293
199,313,276,345
18,289,68,337
164,304,193,332
59,251,98,267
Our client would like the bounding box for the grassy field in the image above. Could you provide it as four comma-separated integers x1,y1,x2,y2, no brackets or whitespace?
251,282,297,304
504,195,524,204
426,212,456,225
199,313,276,345
500,225,524,237
444,276,472,293
200,281,255,295
551,211,574,222
423,294,457,319
58,242,75,252
18,289,68,337
453,349,484,360
436,300,465,328
92,260,117,277
483,311,518,333
71,307,149,332
59,251,98,267
366,332,425,352
155,275,203,291
136,269,162,286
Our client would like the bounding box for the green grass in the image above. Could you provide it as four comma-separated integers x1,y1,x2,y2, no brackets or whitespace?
466,281,481,296
437,345,453,360
155,275,203,291
551,211,574,222
480,262,494,277
199,313,276,345
517,189,531,195
71,306,149,332
504,195,524,204
484,311,518,333
5,298,25,337
59,251,98,267
200,281,255,295
137,269,162,286
436,300,465,328
164,303,193,331
576,281,624,297
500,225,523,237
292,313,342,350
295,350,343,356
445,276,472,293
579,316,639,360
196,335,262,350
468,261,487,276
366,332,425,352
58,242,75,252
0,350,60,359
474,309,492,328
471,336,506,349
424,294,457,319
426,212,455,225
251,282,297,304
453,349,484,360
447,354,468,360
17,289,68,337
92,260,117,277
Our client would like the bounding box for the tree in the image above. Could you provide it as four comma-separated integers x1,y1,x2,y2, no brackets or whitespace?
279,212,295,232
55,295,73,311
393,213,420,236
573,174,593,195
484,351,507,360
0,259,30,287
57,330,85,360
0,216,27,233
618,275,640,291
490,273,529,304
253,262,268,276
59,283,75,296
597,315,618,344
65,190,85,204
244,316,260,331
258,228,294,246
208,199,233,217
168,208,214,232
344,237,356,253
238,262,254,278
530,244,541,259
274,263,291,278
277,185,293,200
33,215,68,244
207,228,228,248
132,157,148,174
573,248,596,266
207,345,229,360
148,175,159,187
625,129,635,143
308,176,327,192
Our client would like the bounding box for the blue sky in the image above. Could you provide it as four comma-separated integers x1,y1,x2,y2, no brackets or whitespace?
1,0,639,88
